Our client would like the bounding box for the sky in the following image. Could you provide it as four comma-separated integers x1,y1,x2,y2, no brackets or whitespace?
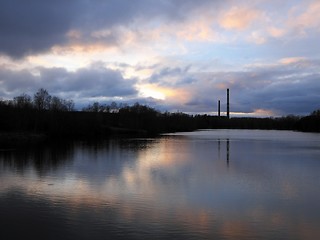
0,0,319,117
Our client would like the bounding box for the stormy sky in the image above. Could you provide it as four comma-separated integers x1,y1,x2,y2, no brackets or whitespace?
0,0,319,116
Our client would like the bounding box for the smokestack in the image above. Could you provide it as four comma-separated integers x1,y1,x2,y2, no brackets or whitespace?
218,100,221,117
227,88,230,119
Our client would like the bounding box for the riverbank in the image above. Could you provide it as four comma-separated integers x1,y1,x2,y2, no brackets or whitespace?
1,101,319,148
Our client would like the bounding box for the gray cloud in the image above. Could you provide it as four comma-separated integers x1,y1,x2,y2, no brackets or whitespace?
0,0,79,58
0,0,318,116
149,65,193,85
0,0,222,58
0,64,137,103
233,61,320,115
1,58,319,116
38,64,137,98
0,68,39,95
147,59,320,116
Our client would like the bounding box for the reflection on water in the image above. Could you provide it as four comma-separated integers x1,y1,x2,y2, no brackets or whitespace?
1,130,320,239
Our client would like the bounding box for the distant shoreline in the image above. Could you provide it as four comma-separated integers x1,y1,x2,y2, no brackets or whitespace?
1,125,319,149
1,91,319,147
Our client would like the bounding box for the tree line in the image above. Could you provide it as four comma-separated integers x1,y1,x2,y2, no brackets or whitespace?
1,88,74,112
0,89,319,143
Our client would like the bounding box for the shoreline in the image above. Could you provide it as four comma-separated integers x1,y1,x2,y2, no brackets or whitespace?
1,127,319,149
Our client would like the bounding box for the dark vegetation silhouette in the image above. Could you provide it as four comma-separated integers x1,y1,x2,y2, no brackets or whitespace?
0,88,319,145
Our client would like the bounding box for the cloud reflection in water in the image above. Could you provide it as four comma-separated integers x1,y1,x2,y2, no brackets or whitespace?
1,130,320,239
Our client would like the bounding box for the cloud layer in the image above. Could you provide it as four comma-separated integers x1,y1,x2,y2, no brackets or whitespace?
0,0,319,116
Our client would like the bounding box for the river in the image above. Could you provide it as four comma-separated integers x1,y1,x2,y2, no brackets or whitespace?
0,129,320,239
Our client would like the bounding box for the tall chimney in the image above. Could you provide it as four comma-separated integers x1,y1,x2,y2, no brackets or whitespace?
218,100,221,117
227,88,230,119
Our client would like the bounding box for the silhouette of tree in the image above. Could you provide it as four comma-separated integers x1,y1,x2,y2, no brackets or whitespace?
50,96,65,111
65,99,75,111
311,109,320,116
110,101,120,113
82,102,101,112
33,88,51,111
47,96,74,112
1,89,320,143
13,93,33,109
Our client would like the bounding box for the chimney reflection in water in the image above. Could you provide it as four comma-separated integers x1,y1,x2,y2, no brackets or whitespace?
217,139,230,168
227,139,230,168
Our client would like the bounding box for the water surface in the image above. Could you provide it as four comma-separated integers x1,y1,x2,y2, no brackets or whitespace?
1,130,320,239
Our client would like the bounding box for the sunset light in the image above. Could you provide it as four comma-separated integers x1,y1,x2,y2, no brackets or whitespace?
1,2,320,238
0,0,319,116
140,87,166,100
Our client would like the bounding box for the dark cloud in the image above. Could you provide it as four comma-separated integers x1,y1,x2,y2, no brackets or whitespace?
0,68,39,95
0,0,318,116
0,64,137,102
230,61,320,115
38,64,137,98
0,0,79,58
1,59,315,116
0,0,222,58
234,75,319,115
149,65,195,85
149,59,320,116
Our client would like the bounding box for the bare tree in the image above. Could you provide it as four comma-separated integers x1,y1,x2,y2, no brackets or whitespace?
33,88,51,111
50,96,66,111
64,99,75,111
13,93,32,108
